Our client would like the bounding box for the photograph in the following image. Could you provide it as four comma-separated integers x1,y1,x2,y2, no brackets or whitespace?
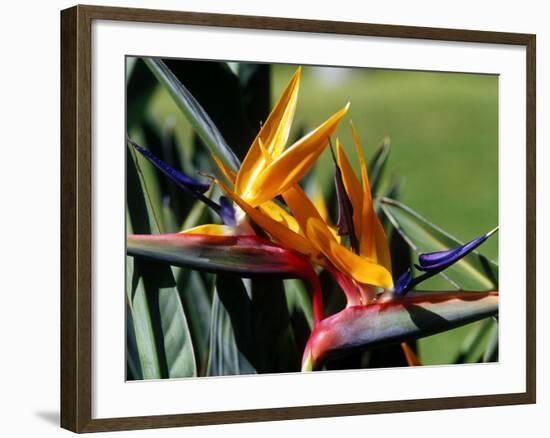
125,58,499,380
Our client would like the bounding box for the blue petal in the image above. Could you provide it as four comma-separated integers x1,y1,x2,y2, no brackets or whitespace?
128,137,234,225
393,269,413,297
218,196,236,226
129,139,209,193
392,227,498,298
417,227,498,272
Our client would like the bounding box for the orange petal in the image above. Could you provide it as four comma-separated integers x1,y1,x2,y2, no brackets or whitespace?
401,342,422,366
351,123,373,203
258,137,273,163
351,123,376,259
313,189,329,223
211,152,236,185
336,138,363,234
180,224,238,236
373,212,392,272
246,104,350,206
217,179,318,259
259,200,301,235
306,217,393,288
312,189,341,242
235,67,301,197
337,132,392,272
282,185,331,237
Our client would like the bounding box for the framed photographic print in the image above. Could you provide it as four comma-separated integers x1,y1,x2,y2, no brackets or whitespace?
60,4,536,433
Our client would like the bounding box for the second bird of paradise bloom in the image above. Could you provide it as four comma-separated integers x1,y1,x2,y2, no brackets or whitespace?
128,66,498,372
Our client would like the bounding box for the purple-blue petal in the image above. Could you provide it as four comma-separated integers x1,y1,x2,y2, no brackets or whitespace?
129,139,209,193
417,228,498,272
392,228,498,297
393,269,413,297
218,196,236,226
128,138,235,225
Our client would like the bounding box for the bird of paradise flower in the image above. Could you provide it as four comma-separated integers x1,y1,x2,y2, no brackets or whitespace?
127,62,498,373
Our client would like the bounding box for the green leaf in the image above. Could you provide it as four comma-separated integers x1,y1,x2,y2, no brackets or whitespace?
284,279,313,329
164,59,257,160
284,279,314,357
177,269,212,375
173,198,214,374
155,267,197,378
126,305,143,380
207,276,257,376
126,255,162,379
368,137,390,195
143,58,241,173
453,317,495,363
128,142,167,234
127,144,162,235
380,198,498,290
206,275,299,376
304,291,498,369
483,319,499,362
127,143,197,379
132,260,197,379
126,184,162,379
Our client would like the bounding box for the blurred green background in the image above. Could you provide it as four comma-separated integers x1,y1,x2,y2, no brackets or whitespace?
128,59,498,367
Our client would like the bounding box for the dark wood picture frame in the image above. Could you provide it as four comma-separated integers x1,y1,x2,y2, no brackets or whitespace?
60,4,536,433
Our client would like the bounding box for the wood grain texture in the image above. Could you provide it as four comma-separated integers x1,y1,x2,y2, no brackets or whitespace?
60,4,537,433
60,5,78,432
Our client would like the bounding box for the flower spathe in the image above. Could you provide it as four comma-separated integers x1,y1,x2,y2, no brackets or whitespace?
301,290,498,370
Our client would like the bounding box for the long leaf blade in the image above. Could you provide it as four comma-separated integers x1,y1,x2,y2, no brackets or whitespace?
177,269,212,375
453,317,495,363
380,198,498,290
132,260,197,379
206,275,300,376
126,170,162,379
207,275,257,376
127,143,197,379
126,256,162,379
367,137,390,195
126,304,143,380
155,268,197,378
165,59,256,160
143,57,241,173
